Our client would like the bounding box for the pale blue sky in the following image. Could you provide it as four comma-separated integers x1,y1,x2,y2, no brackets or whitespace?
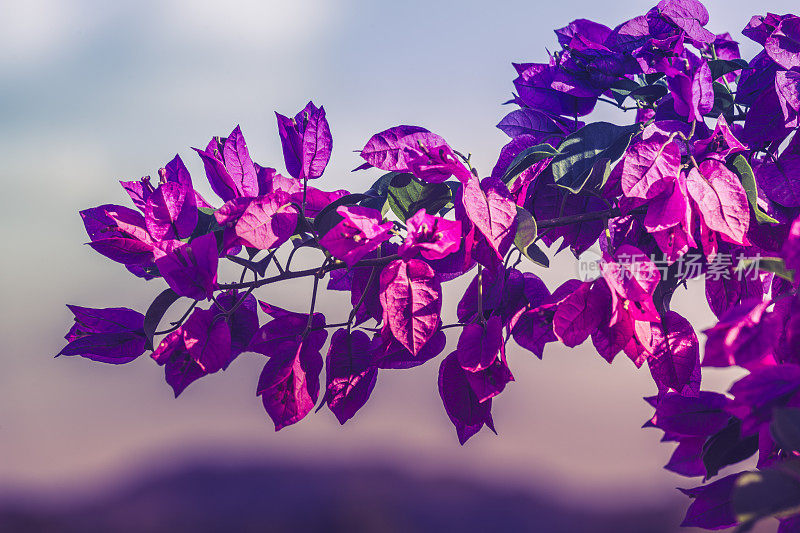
0,0,796,507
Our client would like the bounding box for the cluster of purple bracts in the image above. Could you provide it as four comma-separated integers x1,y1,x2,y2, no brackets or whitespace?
59,0,800,529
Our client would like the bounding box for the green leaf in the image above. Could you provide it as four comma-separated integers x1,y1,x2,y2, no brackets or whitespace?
551,122,638,193
315,193,370,224
524,241,550,267
610,77,640,90
313,193,370,236
609,78,640,106
187,207,225,250
734,468,800,527
502,143,557,187
628,84,668,105
143,288,181,351
513,206,549,267
730,155,779,224
607,78,667,107
360,172,406,211
763,258,795,282
189,207,222,242
709,81,734,118
608,89,630,107
736,257,794,282
771,408,800,453
702,418,759,479
708,58,750,80
513,206,537,255
386,174,452,221
644,72,666,85
293,215,316,236
438,181,462,216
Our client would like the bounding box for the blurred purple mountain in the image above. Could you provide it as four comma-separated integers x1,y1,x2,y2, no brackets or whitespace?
0,462,698,532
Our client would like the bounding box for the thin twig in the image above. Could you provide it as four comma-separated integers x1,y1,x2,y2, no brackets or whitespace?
537,205,646,229
347,248,381,330
218,254,401,291
153,300,199,336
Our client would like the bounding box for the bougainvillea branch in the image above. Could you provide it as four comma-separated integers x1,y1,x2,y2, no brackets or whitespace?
59,1,800,530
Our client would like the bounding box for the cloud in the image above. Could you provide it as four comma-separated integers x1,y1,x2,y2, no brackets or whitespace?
0,0,88,71
0,0,341,76
158,0,339,51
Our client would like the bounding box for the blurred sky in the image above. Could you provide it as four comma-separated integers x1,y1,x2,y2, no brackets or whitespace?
1,0,797,510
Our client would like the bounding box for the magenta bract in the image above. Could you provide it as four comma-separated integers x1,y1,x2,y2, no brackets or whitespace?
318,205,392,267
456,316,504,372
235,193,298,250
324,329,378,424
182,306,232,374
276,102,332,180
379,258,441,356
461,176,517,260
59,305,146,364
399,209,462,261
438,351,496,445
155,232,219,301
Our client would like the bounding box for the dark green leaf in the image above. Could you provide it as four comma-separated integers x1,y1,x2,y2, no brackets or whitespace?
736,257,794,282
502,143,557,186
551,122,638,193
386,174,452,221
189,207,222,242
360,172,406,211
314,193,370,224
644,72,666,85
629,84,668,105
771,409,800,453
709,81,734,118
513,206,549,266
708,59,750,80
313,193,370,236
293,215,316,236
733,468,800,526
760,259,794,281
730,155,779,224
609,88,630,107
514,206,537,252
609,78,641,106
524,241,550,267
438,181,462,216
611,78,640,90
702,418,759,479
143,288,181,350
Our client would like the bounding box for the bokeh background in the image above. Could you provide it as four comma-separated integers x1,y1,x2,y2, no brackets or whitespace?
0,1,795,531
